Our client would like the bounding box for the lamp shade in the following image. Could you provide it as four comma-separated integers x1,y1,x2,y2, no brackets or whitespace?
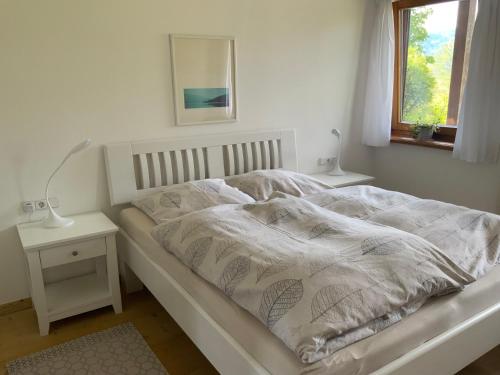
68,139,91,155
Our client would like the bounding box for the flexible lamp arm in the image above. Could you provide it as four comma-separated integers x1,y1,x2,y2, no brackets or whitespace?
329,129,345,176
44,153,73,210
43,139,91,227
332,129,342,163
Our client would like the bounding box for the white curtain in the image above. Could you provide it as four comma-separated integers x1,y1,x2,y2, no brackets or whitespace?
453,0,500,163
361,0,394,147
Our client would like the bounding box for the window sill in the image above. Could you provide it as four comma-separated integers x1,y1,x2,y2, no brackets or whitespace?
390,135,454,151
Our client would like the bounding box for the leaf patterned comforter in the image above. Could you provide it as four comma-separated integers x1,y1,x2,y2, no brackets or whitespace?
151,192,474,363
305,185,500,279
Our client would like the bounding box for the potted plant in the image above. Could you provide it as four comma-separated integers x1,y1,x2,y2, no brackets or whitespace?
410,122,439,141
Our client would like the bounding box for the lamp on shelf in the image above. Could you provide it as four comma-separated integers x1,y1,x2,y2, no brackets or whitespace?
43,139,92,228
328,128,345,176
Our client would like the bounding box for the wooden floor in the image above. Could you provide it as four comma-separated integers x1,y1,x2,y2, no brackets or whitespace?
0,289,499,375
0,290,217,375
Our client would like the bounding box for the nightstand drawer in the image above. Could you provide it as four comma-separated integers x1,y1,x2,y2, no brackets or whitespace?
40,237,106,268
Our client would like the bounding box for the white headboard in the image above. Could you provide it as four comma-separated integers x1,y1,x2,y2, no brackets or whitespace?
104,129,297,205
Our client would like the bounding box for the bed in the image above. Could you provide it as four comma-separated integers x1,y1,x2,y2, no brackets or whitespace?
105,129,500,374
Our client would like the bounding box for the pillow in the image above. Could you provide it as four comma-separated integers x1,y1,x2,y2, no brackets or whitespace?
132,179,254,224
224,169,332,201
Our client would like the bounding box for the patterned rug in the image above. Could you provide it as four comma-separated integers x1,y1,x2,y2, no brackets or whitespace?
6,322,167,375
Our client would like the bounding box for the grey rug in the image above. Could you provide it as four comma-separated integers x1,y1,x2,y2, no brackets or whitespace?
6,322,167,375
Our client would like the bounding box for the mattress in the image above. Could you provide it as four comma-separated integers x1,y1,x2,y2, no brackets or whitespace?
119,207,500,375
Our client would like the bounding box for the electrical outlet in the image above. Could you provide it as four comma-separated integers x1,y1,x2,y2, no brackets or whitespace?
318,157,335,166
22,198,59,213
35,200,48,210
34,197,59,211
22,201,35,214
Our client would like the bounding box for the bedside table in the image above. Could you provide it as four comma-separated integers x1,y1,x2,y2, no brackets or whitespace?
17,212,122,335
309,171,375,188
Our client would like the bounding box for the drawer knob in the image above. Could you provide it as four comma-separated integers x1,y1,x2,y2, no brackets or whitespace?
72,250,79,256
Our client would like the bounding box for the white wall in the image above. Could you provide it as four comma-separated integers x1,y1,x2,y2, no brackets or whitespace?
373,144,500,213
0,0,369,304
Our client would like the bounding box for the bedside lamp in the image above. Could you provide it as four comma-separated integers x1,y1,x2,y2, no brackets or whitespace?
44,139,91,228
329,129,345,176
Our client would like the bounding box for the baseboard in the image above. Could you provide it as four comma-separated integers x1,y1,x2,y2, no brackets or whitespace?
0,298,33,317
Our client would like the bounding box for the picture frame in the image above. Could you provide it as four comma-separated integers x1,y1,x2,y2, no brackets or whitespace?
170,34,238,126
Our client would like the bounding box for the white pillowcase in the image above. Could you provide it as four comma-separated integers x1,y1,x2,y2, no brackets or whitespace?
132,179,254,224
224,169,332,201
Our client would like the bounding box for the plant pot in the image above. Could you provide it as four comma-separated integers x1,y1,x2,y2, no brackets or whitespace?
417,127,434,140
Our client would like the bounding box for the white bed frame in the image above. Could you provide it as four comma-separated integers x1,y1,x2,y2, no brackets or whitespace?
105,129,500,375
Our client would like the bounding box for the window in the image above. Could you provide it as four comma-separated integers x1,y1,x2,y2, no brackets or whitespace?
392,0,477,147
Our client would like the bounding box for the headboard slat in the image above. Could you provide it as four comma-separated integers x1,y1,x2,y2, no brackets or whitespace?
180,150,188,182
152,153,162,187
170,151,179,184
158,152,168,186
251,142,259,171
105,129,297,205
206,146,224,178
192,148,201,180
241,143,249,173
277,140,283,168
268,140,275,169
202,147,210,179
259,141,267,169
174,150,185,183
132,154,142,189
232,144,240,175
138,154,150,189
146,153,156,188
185,149,196,182
237,144,246,174
164,151,174,185
222,145,230,176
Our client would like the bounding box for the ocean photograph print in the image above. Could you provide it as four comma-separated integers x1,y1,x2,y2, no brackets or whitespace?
170,34,237,126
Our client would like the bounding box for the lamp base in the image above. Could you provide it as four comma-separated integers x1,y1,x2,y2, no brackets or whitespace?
44,209,74,228
328,169,346,176
328,163,345,176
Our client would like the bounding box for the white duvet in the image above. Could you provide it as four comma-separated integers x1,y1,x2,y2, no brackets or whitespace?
305,185,500,279
151,192,474,363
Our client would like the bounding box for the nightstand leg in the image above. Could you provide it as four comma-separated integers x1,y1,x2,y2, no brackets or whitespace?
26,252,50,335
39,318,50,336
106,234,122,314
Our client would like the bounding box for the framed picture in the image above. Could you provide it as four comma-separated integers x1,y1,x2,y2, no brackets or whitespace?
170,34,238,126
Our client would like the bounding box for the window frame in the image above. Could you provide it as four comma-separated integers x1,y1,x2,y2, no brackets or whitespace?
391,0,474,149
